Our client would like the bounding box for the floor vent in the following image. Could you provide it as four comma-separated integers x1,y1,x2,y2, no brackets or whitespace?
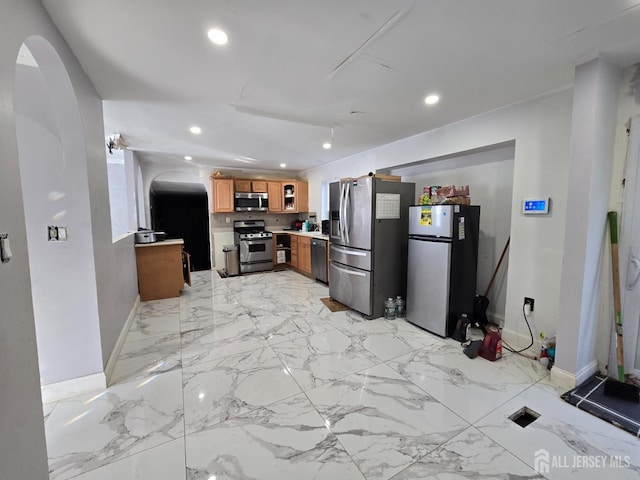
509,406,540,428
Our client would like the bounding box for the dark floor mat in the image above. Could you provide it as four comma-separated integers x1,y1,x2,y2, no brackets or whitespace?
562,374,640,437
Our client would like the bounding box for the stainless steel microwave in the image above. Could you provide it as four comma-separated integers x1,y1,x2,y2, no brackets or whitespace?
235,192,269,211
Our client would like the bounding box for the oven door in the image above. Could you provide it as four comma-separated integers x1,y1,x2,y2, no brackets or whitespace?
239,238,273,264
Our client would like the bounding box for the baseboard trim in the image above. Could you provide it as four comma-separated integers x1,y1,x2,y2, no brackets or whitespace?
575,359,599,386
104,295,140,385
549,360,599,391
41,372,106,404
500,327,541,355
549,365,577,391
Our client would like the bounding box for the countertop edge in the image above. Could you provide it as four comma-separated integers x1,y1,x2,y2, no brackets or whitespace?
135,239,184,248
270,230,329,241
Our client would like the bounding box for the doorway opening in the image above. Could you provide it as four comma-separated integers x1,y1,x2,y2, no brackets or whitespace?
150,179,212,271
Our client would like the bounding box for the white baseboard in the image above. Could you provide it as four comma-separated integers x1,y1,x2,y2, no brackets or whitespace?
41,372,106,404
549,365,577,391
549,360,599,391
575,359,599,385
500,327,541,356
104,295,140,385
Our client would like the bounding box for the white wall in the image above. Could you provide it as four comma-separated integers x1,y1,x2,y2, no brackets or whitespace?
556,58,621,384
397,147,515,324
303,89,573,347
15,61,103,385
1,2,139,476
598,64,640,373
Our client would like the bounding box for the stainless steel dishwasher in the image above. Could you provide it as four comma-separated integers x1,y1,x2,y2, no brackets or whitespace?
311,238,328,283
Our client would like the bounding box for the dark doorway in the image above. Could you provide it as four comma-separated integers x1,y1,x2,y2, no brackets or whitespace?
150,181,211,271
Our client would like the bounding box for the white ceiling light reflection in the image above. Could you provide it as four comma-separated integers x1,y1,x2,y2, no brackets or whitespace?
64,410,92,426
52,210,67,220
424,94,439,105
190,126,202,134
136,375,159,388
198,392,205,400
48,191,66,201
146,361,166,373
83,391,107,405
280,163,286,168
207,28,228,45
184,156,193,161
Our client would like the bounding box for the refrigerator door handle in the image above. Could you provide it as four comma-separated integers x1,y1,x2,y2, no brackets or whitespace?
331,263,366,277
332,246,367,256
344,181,350,243
339,182,346,242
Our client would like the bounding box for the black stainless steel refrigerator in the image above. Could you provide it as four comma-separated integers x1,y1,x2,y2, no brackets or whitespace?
329,175,415,318
406,205,480,336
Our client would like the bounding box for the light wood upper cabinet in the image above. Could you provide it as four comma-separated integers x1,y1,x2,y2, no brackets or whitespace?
212,178,234,213
213,177,307,214
234,179,251,192
267,181,282,212
297,181,309,213
251,181,267,193
297,236,312,275
281,181,309,213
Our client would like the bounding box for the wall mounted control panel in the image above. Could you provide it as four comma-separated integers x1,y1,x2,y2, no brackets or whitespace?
522,198,550,215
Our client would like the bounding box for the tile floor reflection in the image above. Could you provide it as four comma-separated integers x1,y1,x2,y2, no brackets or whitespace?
44,270,639,479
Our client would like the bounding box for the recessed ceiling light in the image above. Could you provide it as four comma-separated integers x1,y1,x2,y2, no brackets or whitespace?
424,94,439,105
323,142,332,149
207,28,228,45
280,163,286,168
184,156,192,161
190,126,201,134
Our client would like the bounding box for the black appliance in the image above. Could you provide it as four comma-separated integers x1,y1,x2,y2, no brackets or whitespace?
321,220,330,235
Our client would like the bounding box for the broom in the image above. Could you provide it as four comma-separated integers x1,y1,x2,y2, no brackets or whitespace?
604,211,639,402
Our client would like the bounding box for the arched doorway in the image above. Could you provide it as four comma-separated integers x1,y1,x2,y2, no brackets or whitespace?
14,38,103,393
149,173,212,271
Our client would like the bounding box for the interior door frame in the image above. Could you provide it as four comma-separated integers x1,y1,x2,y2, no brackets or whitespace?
616,115,640,376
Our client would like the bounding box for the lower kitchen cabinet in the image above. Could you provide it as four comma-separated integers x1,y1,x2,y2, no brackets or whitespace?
297,236,312,275
290,234,299,269
135,240,188,301
272,232,323,277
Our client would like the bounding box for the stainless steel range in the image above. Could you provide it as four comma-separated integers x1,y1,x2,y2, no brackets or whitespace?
233,220,273,273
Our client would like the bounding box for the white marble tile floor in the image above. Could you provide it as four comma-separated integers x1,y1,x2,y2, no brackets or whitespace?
43,270,639,479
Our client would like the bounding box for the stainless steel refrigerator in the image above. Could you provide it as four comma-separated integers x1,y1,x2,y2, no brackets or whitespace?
329,175,415,318
406,205,480,336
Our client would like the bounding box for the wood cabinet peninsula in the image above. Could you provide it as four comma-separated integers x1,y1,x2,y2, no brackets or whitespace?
135,239,190,301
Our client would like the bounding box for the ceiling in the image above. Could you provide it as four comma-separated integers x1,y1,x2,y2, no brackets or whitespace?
41,0,640,176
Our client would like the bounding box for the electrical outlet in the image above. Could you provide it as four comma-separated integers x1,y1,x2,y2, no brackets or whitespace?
524,297,534,312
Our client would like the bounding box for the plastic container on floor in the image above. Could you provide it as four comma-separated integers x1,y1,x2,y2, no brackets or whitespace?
395,296,405,318
384,297,397,320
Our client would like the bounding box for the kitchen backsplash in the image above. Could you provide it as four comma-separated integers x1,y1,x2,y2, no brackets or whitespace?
211,213,303,232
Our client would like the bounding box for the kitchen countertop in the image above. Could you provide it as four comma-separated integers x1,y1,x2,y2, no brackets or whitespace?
271,230,329,241
134,239,184,248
